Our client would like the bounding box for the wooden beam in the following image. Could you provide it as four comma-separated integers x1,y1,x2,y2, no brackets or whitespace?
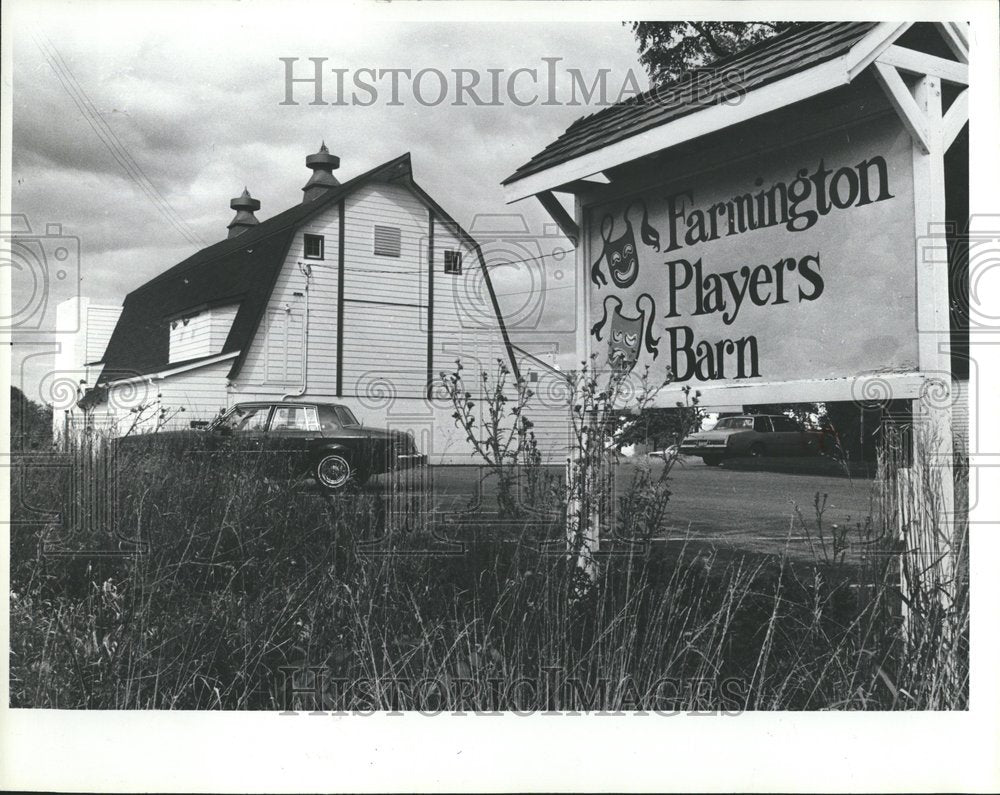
942,88,969,151
536,191,579,246
877,44,969,84
934,21,969,64
873,62,932,154
650,372,928,409
553,172,612,194
845,21,911,80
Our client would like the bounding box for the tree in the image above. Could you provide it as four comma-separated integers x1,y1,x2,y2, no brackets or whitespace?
628,22,794,85
615,386,704,452
744,402,822,428
10,386,53,450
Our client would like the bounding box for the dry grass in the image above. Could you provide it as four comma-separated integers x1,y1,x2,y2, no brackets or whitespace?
9,428,968,711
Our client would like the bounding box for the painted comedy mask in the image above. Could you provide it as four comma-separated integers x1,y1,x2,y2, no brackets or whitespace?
590,200,660,289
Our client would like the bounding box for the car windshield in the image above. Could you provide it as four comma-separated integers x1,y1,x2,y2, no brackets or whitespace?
213,405,269,432
714,417,754,430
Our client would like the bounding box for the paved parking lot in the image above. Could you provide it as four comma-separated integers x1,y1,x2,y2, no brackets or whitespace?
358,455,877,560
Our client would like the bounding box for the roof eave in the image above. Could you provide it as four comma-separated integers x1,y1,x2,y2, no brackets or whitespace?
502,21,910,204
101,350,241,387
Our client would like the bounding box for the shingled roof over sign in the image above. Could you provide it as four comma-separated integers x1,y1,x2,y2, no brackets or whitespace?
502,22,881,187
96,153,415,384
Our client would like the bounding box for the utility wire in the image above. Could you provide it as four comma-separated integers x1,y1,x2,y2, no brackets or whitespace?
33,32,207,248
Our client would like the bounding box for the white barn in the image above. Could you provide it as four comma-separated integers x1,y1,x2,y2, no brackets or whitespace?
66,145,573,464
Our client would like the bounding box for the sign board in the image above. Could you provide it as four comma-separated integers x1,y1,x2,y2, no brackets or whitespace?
584,113,918,403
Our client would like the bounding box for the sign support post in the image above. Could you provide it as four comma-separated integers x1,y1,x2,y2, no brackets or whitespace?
902,72,959,622
872,30,968,628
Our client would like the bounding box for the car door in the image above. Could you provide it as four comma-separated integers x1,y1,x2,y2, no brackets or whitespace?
263,404,323,479
776,416,814,456
752,415,774,452
768,416,798,456
208,404,272,460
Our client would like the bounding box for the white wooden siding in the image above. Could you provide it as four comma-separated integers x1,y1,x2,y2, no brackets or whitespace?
344,183,428,307
53,298,122,438
86,306,121,363
431,220,505,384
169,314,210,363
237,204,340,393
341,302,428,399
261,307,304,384
514,350,574,463
94,360,231,434
168,304,238,364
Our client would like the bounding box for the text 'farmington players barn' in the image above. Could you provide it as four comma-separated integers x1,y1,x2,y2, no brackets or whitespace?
504,21,970,452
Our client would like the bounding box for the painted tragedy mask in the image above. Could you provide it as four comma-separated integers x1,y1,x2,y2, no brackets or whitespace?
591,294,660,373
590,199,660,289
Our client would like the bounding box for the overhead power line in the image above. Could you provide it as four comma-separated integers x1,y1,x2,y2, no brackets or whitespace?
33,32,207,248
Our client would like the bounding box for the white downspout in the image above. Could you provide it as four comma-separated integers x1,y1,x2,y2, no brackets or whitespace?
281,261,312,401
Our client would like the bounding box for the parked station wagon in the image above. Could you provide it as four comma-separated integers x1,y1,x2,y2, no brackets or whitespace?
679,414,835,467
122,401,426,491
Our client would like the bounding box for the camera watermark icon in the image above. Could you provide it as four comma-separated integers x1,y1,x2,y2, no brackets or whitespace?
440,213,572,334
966,217,1000,331
916,214,999,333
1,214,81,333
5,439,134,558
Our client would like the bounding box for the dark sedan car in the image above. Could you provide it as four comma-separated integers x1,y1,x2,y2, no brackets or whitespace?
122,401,425,491
679,414,836,466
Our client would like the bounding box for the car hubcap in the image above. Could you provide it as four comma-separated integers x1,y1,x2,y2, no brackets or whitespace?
318,455,350,488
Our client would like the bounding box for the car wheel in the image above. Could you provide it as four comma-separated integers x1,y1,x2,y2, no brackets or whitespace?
315,453,354,491
749,443,765,458
702,455,722,467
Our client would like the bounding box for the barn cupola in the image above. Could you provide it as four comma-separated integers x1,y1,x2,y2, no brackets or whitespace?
302,141,341,202
227,188,261,239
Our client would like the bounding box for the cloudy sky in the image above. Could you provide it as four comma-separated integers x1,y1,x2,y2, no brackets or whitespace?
10,0,650,403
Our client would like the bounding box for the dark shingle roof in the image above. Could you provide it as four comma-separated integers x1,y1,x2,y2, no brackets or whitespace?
502,22,880,186
97,153,414,383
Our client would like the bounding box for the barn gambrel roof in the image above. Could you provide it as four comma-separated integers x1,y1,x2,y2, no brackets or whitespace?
96,153,519,384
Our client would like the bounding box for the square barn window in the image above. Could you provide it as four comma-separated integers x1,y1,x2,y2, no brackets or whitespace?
373,225,402,257
444,250,463,275
303,234,324,259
